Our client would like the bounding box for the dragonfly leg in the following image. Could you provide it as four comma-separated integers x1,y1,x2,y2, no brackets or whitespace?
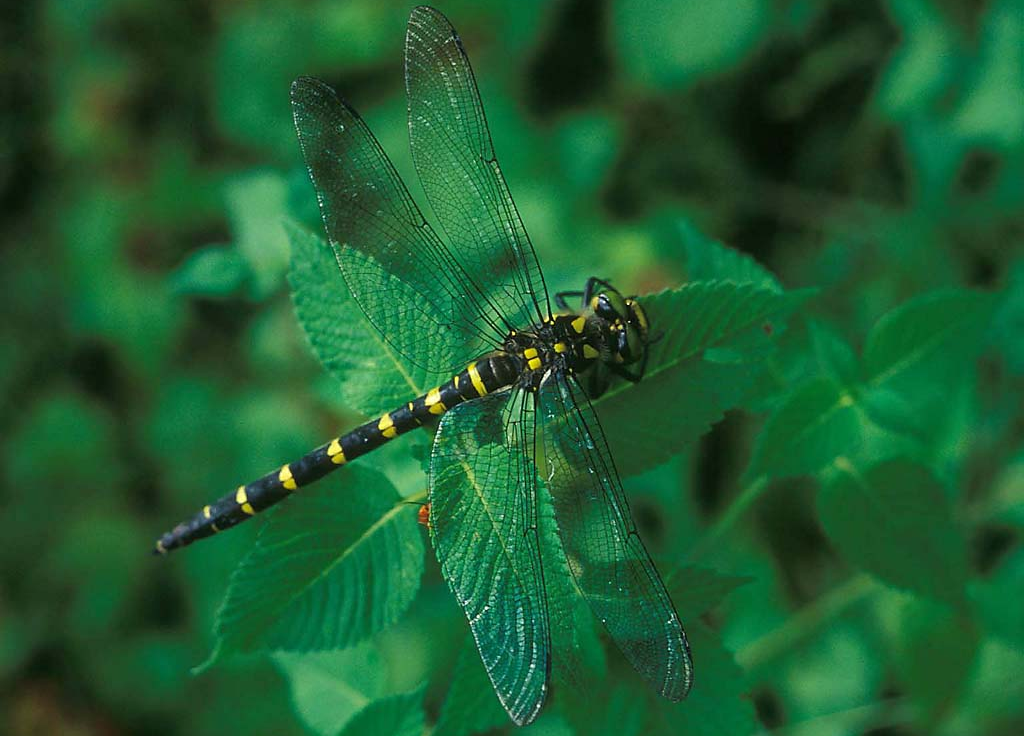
554,290,584,310
608,361,645,384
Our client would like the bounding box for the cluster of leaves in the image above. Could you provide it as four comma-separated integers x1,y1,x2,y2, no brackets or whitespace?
2,1,1022,735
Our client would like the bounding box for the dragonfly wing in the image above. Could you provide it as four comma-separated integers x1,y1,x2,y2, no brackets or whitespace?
538,372,694,701
291,77,505,376
429,388,550,725
405,6,551,332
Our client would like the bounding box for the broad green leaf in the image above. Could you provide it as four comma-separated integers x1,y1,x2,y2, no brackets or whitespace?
564,688,646,736
775,621,880,728
748,377,863,479
892,598,980,725
954,638,1024,728
335,688,425,736
600,358,758,478
858,385,931,441
864,289,995,393
678,220,781,291
808,319,860,386
614,0,767,88
665,565,753,622
435,636,507,736
818,458,968,606
971,545,1024,647
643,281,810,370
225,171,290,297
598,281,811,477
169,244,248,296
287,222,434,415
646,622,756,736
876,0,955,119
950,0,1024,148
992,260,1024,375
273,645,386,736
207,465,423,661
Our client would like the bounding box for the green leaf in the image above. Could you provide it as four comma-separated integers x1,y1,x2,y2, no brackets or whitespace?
864,289,995,393
664,565,753,622
613,0,767,89
992,260,1024,375
971,545,1024,647
226,171,290,298
334,688,425,736
858,385,931,441
891,598,980,725
207,465,424,661
600,358,758,478
598,281,811,478
818,458,968,606
748,377,863,480
565,688,647,736
644,281,809,369
647,622,756,736
169,244,248,296
435,636,508,736
287,222,435,416
950,0,1024,148
272,645,386,736
808,320,860,386
678,220,781,291
876,0,955,119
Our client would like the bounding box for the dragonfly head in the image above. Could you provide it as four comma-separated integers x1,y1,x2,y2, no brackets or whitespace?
590,286,650,367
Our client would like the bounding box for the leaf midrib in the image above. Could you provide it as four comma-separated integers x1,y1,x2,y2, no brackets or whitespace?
866,305,981,387
261,500,411,634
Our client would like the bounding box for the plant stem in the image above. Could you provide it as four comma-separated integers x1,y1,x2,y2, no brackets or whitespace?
688,474,768,562
736,573,876,675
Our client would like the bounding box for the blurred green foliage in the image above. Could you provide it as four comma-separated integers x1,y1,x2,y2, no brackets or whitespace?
2,0,1022,735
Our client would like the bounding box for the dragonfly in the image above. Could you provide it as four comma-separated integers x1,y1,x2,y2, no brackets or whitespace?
155,6,692,725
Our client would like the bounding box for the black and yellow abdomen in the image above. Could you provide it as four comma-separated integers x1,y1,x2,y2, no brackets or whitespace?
154,354,519,554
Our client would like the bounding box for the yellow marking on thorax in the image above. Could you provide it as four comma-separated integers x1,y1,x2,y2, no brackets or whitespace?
523,347,539,359
378,413,398,439
327,438,346,464
236,486,255,515
554,342,567,353
279,464,297,490
425,387,446,415
571,316,587,334
583,344,600,359
467,362,488,396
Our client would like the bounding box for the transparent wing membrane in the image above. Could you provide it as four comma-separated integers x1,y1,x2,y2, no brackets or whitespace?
405,6,551,332
291,77,506,376
429,388,550,725
539,373,694,701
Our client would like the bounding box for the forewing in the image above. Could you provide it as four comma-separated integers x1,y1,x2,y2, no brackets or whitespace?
538,372,694,701
429,388,550,725
405,6,550,333
291,77,504,376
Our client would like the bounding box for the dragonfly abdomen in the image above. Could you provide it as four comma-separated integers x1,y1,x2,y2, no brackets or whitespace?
154,354,518,554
